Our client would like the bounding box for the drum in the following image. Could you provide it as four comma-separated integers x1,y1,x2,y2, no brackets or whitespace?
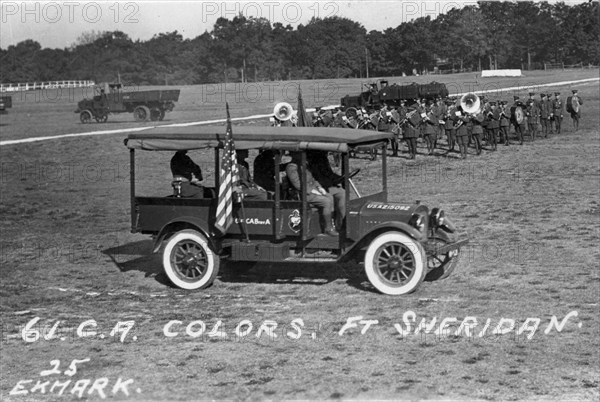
345,107,358,119
510,106,525,124
407,110,421,127
567,96,580,114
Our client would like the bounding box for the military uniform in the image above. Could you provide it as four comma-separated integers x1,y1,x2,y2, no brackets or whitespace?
487,102,500,151
170,150,204,198
499,101,510,145
539,94,551,137
436,98,447,146
235,152,268,201
286,154,337,236
552,92,564,134
444,102,457,152
402,106,420,159
511,96,526,145
525,92,540,141
391,105,405,156
423,105,438,155
470,112,484,155
569,89,583,131
455,110,470,159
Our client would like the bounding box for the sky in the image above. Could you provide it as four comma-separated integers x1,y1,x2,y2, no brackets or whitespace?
0,0,590,49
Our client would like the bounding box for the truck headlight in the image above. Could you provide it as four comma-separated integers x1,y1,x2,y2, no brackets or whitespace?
409,214,425,231
430,208,445,228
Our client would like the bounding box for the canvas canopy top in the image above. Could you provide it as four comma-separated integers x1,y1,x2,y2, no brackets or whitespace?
124,125,392,153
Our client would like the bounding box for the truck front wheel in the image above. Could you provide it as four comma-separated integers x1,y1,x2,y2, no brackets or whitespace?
162,230,220,290
364,231,425,295
133,105,150,122
80,110,92,124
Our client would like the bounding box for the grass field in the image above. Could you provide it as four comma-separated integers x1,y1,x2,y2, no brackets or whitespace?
0,69,599,401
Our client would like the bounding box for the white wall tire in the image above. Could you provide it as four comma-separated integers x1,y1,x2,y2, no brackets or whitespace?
162,230,219,290
364,231,426,295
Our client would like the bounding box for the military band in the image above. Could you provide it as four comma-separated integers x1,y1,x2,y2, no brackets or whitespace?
300,88,583,161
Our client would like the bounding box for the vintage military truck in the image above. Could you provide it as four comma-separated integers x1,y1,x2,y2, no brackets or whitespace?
341,80,449,111
0,96,12,114
124,125,468,295
75,82,180,123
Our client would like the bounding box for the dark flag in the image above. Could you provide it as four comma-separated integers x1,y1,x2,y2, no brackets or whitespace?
296,87,313,127
214,103,239,235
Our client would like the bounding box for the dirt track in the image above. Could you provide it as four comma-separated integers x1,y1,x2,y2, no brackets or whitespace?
1,72,599,401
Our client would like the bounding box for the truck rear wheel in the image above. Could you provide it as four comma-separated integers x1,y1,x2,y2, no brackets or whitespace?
133,105,150,122
364,231,426,295
150,107,162,121
162,230,219,290
80,110,92,124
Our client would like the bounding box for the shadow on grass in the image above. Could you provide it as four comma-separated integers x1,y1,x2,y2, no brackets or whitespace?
102,240,377,293
102,240,172,287
220,260,378,293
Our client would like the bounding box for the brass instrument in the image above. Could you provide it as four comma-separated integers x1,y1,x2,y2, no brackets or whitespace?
453,93,481,129
273,102,294,121
459,92,481,115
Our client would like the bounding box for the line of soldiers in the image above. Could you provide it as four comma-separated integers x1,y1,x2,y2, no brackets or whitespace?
311,89,583,160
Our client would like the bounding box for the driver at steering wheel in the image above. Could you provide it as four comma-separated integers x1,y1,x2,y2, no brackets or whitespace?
307,151,346,232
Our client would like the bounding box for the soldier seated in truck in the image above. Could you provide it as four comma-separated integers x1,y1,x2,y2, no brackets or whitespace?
234,150,268,201
170,150,204,198
307,150,346,232
286,152,339,236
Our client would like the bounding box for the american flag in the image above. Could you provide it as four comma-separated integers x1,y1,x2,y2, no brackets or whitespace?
296,87,313,127
214,103,239,235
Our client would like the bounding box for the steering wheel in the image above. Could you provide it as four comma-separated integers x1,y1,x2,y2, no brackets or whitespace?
334,168,360,185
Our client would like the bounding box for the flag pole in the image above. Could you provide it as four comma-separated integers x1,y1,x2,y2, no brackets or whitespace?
226,103,250,242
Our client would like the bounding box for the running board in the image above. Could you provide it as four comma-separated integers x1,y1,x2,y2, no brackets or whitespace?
284,256,339,263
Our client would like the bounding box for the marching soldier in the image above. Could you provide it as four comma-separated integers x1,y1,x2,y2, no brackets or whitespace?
539,93,552,138
403,104,420,159
488,101,500,151
470,111,484,155
455,107,470,159
511,96,526,145
444,99,457,153
499,100,510,145
569,89,583,131
482,99,493,146
391,101,407,156
423,102,438,155
525,92,540,142
434,96,448,147
552,92,564,134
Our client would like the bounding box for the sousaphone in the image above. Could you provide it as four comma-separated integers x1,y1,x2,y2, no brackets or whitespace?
459,93,481,115
273,102,294,121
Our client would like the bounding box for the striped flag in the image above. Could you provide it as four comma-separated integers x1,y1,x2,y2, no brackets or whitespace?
296,87,313,127
214,103,239,235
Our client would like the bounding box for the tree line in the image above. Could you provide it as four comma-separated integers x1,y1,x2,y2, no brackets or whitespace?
1,1,597,85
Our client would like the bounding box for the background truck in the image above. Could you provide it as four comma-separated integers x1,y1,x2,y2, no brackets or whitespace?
75,82,180,123
340,80,449,109
0,96,12,114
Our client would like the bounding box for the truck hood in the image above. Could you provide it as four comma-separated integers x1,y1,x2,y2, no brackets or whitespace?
360,201,425,220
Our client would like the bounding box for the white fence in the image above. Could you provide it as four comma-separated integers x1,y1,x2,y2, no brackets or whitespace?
481,69,522,78
0,80,95,93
